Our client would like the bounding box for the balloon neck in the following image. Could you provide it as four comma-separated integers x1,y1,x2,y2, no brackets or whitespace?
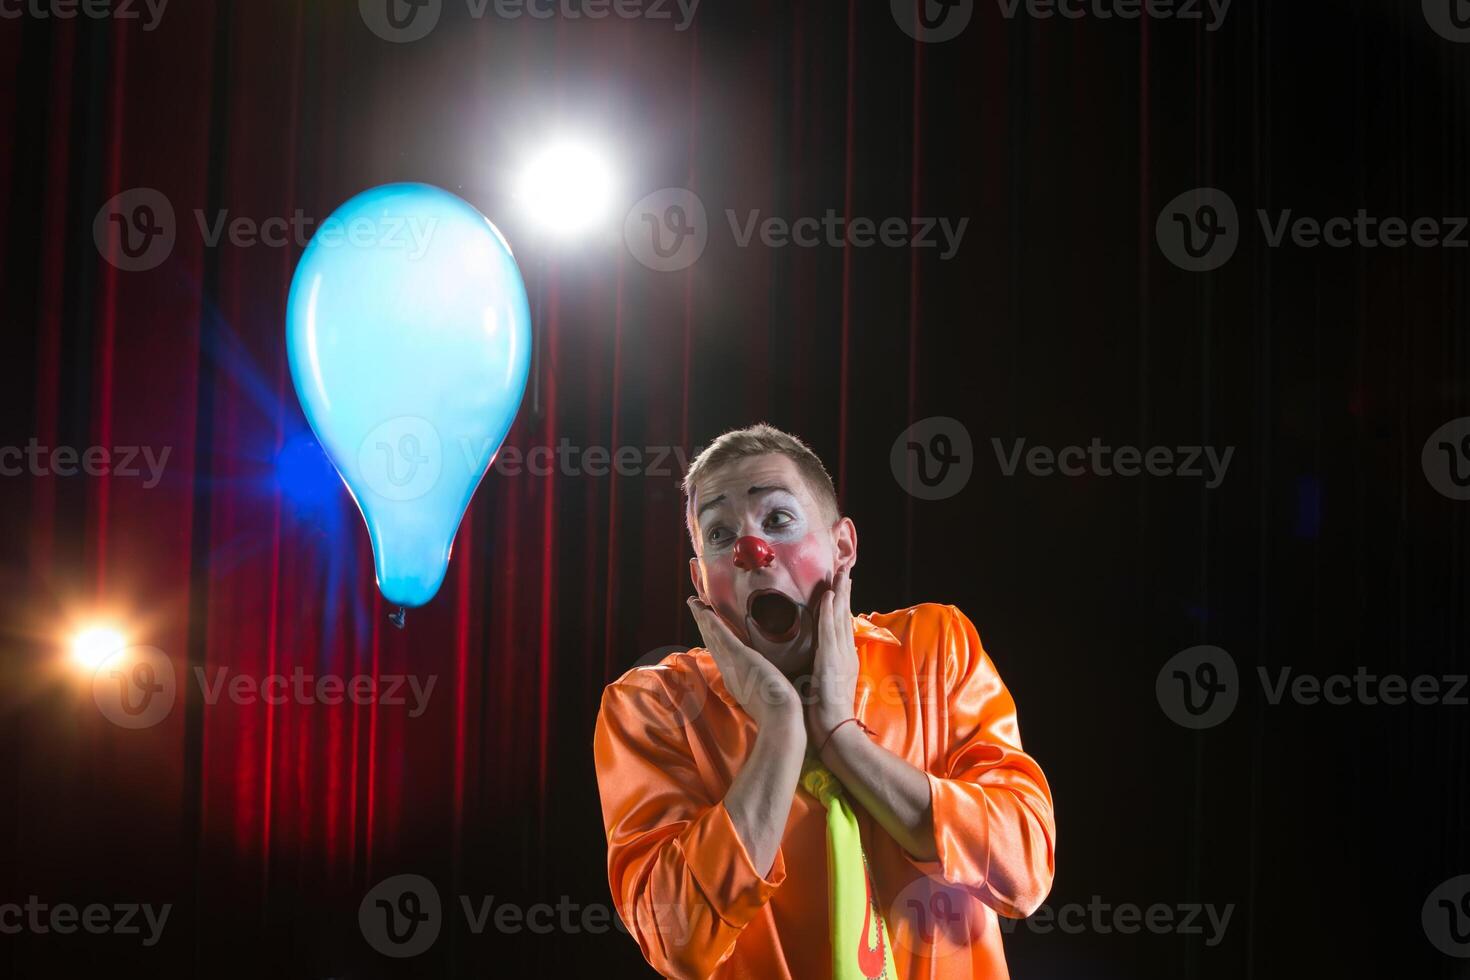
388,606,407,630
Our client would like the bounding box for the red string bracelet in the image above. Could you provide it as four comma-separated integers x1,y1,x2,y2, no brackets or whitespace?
818,717,871,756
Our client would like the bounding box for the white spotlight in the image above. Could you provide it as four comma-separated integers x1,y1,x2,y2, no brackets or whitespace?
515,138,617,238
71,626,126,670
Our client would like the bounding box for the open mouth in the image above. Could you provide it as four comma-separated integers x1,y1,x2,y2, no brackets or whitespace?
746,589,802,644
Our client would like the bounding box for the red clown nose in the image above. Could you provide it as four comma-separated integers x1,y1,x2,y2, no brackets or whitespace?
732,536,776,571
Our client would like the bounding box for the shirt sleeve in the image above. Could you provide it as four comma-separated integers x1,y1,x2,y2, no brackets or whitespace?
906,604,1057,918
593,677,786,978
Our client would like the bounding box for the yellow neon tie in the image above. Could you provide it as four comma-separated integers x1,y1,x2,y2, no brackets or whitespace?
800,759,899,980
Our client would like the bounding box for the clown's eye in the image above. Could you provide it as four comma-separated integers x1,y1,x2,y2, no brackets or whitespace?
706,526,733,547
764,510,794,531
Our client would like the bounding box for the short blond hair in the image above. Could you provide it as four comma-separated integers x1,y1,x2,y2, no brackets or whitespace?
683,424,839,543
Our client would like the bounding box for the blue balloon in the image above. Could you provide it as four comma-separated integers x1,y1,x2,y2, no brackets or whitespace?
286,183,530,608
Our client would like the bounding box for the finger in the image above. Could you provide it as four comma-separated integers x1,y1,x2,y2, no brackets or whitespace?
687,598,732,657
686,596,714,641
689,600,747,687
816,588,837,662
689,598,754,663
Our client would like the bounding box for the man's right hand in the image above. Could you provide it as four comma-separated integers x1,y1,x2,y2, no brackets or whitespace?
686,596,808,878
686,597,804,735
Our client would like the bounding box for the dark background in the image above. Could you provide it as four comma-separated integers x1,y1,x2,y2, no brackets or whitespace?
2,0,1469,976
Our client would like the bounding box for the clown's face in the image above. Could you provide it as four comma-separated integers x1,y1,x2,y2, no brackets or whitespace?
687,453,856,674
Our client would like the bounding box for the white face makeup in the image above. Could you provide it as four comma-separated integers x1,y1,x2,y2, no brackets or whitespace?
688,454,854,674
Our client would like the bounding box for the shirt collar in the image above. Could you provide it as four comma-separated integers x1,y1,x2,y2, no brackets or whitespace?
854,613,901,647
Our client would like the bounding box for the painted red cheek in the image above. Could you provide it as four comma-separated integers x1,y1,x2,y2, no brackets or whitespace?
771,534,831,599
703,564,739,616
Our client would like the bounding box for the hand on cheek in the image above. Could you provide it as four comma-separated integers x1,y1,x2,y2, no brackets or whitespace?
699,564,745,634
808,566,859,745
686,596,801,732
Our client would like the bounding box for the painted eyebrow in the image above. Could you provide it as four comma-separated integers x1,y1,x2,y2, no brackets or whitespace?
694,485,795,522
695,493,727,522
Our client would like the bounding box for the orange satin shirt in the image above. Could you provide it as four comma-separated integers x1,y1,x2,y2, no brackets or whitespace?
593,603,1056,979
